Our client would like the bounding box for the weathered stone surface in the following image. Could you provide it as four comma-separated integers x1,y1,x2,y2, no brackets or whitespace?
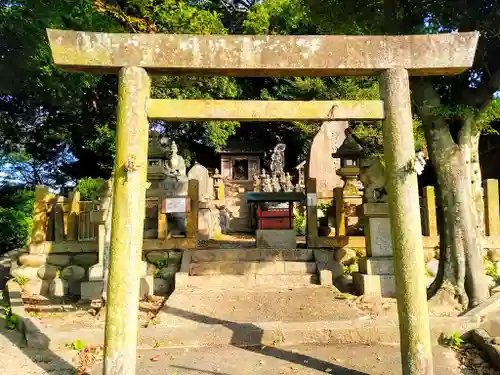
49,278,68,298
37,264,58,280
426,259,439,277
140,275,154,298
146,250,169,264
359,257,394,275
60,265,85,281
18,254,46,267
81,280,104,301
319,269,333,286
168,251,183,265
68,280,81,296
187,162,211,200
46,254,71,267
487,276,496,288
88,264,104,280
24,280,50,295
149,100,384,122
160,265,179,280
352,273,396,297
308,121,347,197
334,247,357,264
11,266,39,280
197,207,212,241
366,217,392,257
256,229,296,249
488,248,500,263
154,278,172,295
72,253,99,268
47,29,479,76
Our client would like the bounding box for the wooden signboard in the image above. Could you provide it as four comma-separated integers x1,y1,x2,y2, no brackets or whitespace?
161,197,190,213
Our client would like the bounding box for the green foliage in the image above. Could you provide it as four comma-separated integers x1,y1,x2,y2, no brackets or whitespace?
294,212,305,235
440,332,464,349
67,339,86,351
13,276,29,286
76,177,106,201
0,185,34,254
484,256,499,281
1,306,19,330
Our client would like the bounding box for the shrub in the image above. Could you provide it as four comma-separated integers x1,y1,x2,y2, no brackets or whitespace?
76,177,106,201
0,185,34,255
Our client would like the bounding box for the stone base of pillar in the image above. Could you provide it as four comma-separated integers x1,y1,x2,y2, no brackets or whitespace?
81,280,104,301
353,273,395,297
354,203,395,297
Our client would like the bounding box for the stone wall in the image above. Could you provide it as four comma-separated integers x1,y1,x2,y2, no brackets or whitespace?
10,248,182,299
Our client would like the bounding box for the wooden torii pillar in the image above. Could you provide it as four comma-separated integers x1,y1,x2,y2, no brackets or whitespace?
46,29,479,375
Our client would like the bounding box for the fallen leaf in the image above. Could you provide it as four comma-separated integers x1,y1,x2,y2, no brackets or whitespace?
150,355,160,362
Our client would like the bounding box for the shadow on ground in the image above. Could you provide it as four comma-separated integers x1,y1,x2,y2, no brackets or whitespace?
164,306,369,375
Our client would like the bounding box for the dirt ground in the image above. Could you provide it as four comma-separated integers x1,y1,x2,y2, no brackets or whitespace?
22,293,166,331
90,343,478,375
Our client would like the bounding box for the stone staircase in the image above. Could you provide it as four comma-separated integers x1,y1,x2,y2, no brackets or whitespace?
178,248,320,290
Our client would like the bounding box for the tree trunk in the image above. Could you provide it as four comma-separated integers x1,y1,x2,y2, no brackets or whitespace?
425,118,489,308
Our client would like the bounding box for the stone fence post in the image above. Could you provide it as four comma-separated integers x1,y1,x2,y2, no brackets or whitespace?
334,187,345,236
31,185,51,243
66,190,80,241
306,178,318,247
422,186,438,237
187,179,199,238
484,179,500,236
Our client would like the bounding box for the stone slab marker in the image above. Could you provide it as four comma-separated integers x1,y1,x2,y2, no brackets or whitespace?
484,179,500,236
307,121,348,198
187,162,211,200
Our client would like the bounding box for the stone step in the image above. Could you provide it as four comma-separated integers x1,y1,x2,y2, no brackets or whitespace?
189,261,317,276
191,249,314,263
181,274,320,289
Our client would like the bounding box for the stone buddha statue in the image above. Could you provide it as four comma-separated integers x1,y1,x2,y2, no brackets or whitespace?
165,141,187,178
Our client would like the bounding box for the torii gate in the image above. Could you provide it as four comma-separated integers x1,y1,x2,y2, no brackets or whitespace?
46,29,479,375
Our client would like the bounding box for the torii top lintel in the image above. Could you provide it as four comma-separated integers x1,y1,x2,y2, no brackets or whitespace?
46,29,479,77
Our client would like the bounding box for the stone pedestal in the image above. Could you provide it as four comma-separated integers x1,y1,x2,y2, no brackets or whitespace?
256,229,296,249
353,203,395,297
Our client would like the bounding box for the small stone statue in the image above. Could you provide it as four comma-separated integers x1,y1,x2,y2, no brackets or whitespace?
259,169,267,191
270,143,286,176
165,141,186,178
271,172,281,192
263,174,273,192
253,174,260,192
284,172,294,192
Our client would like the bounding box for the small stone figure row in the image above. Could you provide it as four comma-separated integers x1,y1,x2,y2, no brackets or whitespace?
253,169,299,193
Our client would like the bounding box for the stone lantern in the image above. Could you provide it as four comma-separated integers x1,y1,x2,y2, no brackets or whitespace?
332,128,365,196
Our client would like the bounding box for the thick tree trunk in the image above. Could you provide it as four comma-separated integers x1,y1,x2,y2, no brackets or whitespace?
425,119,489,308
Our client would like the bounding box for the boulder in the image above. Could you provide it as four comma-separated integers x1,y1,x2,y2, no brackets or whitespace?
154,278,172,295
37,265,58,280
11,266,39,280
49,278,68,298
159,265,179,279
18,254,46,267
146,251,169,264
426,259,439,277
72,253,99,268
46,254,71,267
334,247,357,264
488,248,500,263
168,251,182,265
60,265,85,281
